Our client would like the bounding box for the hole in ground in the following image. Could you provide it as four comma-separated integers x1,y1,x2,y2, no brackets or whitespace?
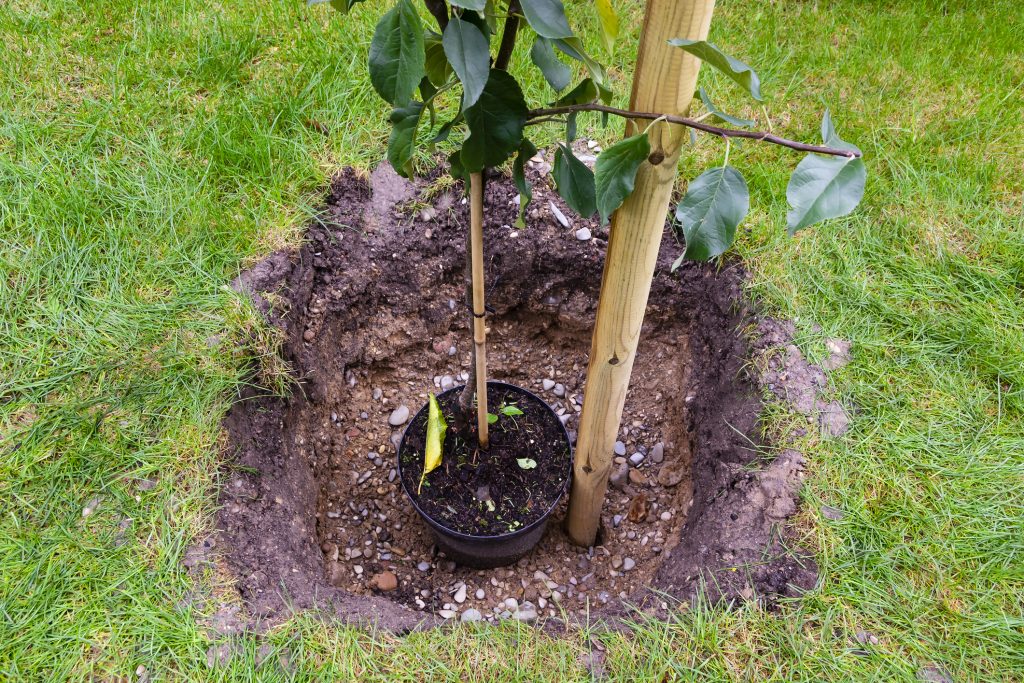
218,163,816,630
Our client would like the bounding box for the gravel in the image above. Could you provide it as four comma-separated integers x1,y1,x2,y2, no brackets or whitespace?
553,383,566,397
651,442,665,463
542,379,555,391
388,406,410,426
629,453,645,466
461,608,483,622
453,584,467,603
575,227,592,241
622,557,636,571
613,441,626,456
417,561,430,572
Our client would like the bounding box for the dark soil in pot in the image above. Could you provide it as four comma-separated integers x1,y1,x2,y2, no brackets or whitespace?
399,382,570,538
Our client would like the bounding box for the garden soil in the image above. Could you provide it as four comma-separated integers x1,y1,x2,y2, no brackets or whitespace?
214,155,823,632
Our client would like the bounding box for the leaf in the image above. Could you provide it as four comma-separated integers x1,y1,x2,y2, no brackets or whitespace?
673,166,749,264
667,39,762,101
368,0,425,106
786,112,865,233
487,412,499,424
501,405,524,416
517,458,537,470
594,0,619,53
553,143,596,217
387,101,424,178
594,132,650,224
698,87,755,128
520,0,573,39
450,0,486,10
461,69,528,172
553,38,609,91
552,78,597,107
442,17,490,107
512,139,537,228
530,37,571,92
424,33,453,88
418,393,448,494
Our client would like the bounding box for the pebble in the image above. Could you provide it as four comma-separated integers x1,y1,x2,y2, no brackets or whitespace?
612,514,624,528
438,609,457,619
370,571,398,591
549,201,570,228
475,588,485,600
453,584,467,603
542,379,556,391
574,227,592,241
303,329,315,342
609,463,629,491
613,441,626,456
461,608,483,622
504,598,519,612
651,442,665,463
372,388,383,400
388,469,397,482
657,462,686,487
628,470,647,486
389,406,410,426
419,206,436,222
622,558,636,572
417,561,431,572
553,383,566,397
440,375,455,392
629,453,645,466
660,511,671,521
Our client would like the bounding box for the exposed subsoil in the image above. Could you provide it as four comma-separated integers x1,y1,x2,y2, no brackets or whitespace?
216,152,826,631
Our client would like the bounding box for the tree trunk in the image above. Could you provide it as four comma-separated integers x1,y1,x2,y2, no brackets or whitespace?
565,0,717,547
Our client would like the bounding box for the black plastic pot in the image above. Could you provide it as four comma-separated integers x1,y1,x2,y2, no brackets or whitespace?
397,381,572,568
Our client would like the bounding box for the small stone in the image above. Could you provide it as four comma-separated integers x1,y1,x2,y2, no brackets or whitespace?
504,597,519,612
417,561,431,572
629,453,645,466
372,388,383,400
613,441,626,456
353,565,363,575
389,406,410,426
303,329,315,342
549,201,570,228
388,469,397,483
461,608,483,622
438,609,457,619
574,227,592,241
609,463,629,491
542,379,556,391
622,558,635,572
628,470,647,486
453,584,467,603
370,571,398,591
627,493,648,522
657,462,686,487
553,383,566,397
419,206,436,222
559,414,571,426
475,588,486,600
610,556,623,569
448,346,457,356
612,514,624,528
659,511,671,521
651,442,665,463
440,375,455,392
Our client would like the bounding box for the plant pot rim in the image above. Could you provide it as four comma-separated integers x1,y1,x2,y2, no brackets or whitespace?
396,380,572,544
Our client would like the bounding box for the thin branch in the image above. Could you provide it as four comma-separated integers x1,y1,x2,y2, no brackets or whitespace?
494,1,521,71
527,104,862,158
424,0,448,30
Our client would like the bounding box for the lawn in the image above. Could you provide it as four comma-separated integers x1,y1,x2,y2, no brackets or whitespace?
1,0,1022,680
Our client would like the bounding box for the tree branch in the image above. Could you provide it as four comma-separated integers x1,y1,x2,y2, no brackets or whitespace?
494,1,521,71
527,104,862,158
424,0,448,30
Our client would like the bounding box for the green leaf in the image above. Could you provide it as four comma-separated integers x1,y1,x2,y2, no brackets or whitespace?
424,33,453,88
553,38,609,91
387,101,424,178
418,393,447,494
553,144,596,218
667,39,762,101
517,458,537,470
442,17,491,107
594,132,650,225
698,87,755,128
461,69,528,172
520,0,573,39
674,166,749,264
501,405,525,416
487,412,499,424
785,111,865,233
530,37,571,92
448,149,469,183
594,0,619,53
450,0,486,10
512,139,537,228
368,0,425,106
552,78,597,107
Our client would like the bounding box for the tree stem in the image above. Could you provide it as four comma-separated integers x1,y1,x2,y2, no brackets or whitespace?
423,0,448,30
494,1,521,71
527,103,861,158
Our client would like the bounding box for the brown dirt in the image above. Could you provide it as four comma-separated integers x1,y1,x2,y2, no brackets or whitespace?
216,155,820,631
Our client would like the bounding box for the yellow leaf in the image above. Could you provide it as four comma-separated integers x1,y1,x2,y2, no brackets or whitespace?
418,393,447,495
595,0,619,54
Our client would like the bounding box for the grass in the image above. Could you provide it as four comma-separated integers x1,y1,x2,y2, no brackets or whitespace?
1,0,1022,679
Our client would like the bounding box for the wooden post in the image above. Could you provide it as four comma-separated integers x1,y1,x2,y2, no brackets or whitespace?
565,0,716,546
469,172,490,449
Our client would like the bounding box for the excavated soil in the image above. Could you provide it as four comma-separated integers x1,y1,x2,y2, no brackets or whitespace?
217,156,819,631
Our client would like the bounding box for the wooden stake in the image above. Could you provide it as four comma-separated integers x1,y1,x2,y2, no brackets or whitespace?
469,172,489,449
565,0,716,547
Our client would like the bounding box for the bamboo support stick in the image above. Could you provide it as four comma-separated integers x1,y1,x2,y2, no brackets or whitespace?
469,172,490,449
565,0,716,547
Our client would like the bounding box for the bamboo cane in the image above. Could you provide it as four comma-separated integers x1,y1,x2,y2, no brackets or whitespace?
469,171,490,449
565,0,716,546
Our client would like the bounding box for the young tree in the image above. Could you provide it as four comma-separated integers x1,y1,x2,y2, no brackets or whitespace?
312,0,865,543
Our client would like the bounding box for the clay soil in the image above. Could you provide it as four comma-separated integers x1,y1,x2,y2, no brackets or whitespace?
217,155,817,630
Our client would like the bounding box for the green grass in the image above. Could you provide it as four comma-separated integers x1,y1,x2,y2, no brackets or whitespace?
1,0,1022,679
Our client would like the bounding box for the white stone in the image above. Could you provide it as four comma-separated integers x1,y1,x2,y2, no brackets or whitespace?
574,227,592,241
388,406,410,426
